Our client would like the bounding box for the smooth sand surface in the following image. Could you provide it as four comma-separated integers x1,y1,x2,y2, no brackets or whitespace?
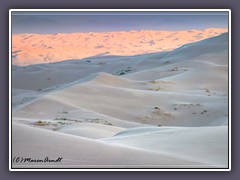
12,33,229,168
13,123,209,168
13,123,226,168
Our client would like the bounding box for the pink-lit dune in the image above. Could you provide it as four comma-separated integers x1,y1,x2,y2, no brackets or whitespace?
12,28,227,66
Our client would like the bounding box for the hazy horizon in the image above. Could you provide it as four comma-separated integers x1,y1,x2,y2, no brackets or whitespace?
11,11,229,34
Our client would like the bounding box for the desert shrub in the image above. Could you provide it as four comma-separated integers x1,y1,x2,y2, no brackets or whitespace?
35,120,47,126
154,87,161,91
171,67,178,71
162,61,170,65
61,111,68,114
150,80,159,84
205,88,210,93
104,121,112,126
57,122,66,125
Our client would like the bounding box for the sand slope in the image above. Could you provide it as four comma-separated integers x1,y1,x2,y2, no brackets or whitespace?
101,126,228,166
13,123,209,168
13,123,227,168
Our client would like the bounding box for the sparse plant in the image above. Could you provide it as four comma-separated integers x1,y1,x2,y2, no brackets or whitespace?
35,120,47,126
115,67,132,76
162,61,170,65
56,117,68,120
200,110,207,114
171,67,178,71
103,121,112,126
150,80,159,84
107,122,112,126
57,122,66,125
61,111,68,114
205,88,210,93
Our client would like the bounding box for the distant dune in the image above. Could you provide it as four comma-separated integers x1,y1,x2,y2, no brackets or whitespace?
12,28,227,66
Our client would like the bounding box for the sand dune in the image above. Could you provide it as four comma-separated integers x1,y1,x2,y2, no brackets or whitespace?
11,33,229,169
101,126,228,166
59,123,125,139
13,123,209,168
12,28,227,66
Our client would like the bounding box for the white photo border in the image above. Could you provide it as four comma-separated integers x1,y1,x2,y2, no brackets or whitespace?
9,9,231,171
